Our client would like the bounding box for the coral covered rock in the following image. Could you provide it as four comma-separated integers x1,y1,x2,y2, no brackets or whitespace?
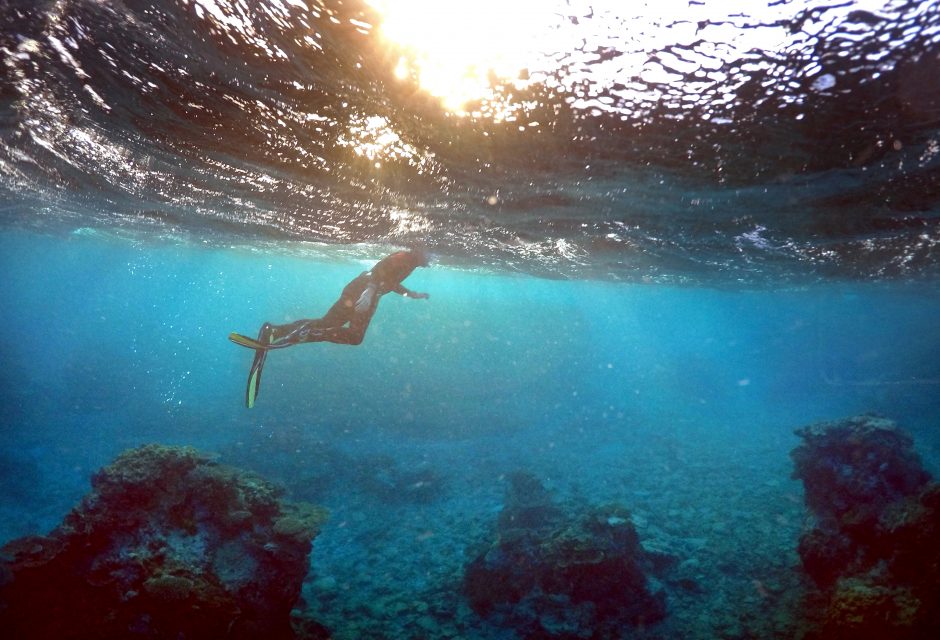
463,472,666,638
820,578,921,640
792,414,930,529
795,527,855,588
0,444,328,639
792,415,940,639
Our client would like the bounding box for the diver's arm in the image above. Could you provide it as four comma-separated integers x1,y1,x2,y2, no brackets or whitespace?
391,283,429,299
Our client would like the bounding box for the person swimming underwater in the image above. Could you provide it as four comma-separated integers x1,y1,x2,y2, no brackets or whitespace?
229,247,430,408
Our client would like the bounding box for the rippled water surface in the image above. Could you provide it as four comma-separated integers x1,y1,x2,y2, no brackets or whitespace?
2,0,939,282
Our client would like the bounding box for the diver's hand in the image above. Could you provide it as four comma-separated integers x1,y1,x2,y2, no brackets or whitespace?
355,284,377,312
408,291,429,300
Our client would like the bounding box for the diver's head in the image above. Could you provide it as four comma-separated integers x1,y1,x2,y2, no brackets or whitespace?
409,245,431,267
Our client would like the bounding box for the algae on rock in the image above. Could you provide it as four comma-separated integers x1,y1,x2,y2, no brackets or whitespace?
0,444,329,640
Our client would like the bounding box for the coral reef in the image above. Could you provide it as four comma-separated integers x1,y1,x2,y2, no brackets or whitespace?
792,414,930,532
791,414,940,639
463,471,667,638
0,444,328,639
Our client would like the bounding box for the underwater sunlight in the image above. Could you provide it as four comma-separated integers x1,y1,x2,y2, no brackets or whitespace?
2,0,940,638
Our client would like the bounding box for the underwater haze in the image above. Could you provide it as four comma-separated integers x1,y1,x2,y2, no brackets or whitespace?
2,0,940,638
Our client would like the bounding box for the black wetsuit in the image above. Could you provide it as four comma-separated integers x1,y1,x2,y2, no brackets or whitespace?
261,250,427,347
234,249,428,407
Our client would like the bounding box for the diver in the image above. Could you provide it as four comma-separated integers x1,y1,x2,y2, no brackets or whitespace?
229,247,430,408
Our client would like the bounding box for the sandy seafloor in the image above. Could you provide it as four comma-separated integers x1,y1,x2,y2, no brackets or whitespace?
2,228,940,638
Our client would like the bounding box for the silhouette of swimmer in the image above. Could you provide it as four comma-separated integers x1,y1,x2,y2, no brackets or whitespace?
229,248,430,407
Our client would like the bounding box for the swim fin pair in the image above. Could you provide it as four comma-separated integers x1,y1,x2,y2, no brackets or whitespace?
229,326,285,408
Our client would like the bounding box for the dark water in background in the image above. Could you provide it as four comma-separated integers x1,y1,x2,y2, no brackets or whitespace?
2,1,940,638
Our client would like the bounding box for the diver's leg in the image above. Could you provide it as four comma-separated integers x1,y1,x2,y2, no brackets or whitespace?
270,274,372,345
265,316,341,346
265,297,376,346
310,299,378,345
266,319,319,343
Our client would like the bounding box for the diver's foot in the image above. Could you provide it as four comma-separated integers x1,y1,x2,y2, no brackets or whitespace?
258,322,274,344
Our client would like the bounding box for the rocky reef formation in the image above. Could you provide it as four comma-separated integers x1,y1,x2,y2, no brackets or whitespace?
0,444,329,639
791,414,940,639
463,471,667,638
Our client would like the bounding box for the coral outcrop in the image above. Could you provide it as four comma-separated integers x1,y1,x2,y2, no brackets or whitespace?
0,444,328,639
463,471,667,638
791,414,940,639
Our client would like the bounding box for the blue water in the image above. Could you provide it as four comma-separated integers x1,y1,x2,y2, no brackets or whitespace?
3,0,940,637
2,225,939,637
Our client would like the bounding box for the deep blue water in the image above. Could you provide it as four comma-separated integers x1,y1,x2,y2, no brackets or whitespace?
2,1,940,638
2,225,940,637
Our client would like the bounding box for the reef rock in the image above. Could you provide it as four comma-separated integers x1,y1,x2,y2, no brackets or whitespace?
464,472,667,638
791,415,940,639
0,444,328,639
792,413,930,531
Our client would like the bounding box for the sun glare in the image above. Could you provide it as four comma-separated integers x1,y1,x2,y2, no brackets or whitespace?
367,0,564,115
365,0,900,119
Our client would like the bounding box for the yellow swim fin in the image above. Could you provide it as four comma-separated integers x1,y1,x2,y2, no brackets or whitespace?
246,350,265,409
229,332,266,349
229,331,294,351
